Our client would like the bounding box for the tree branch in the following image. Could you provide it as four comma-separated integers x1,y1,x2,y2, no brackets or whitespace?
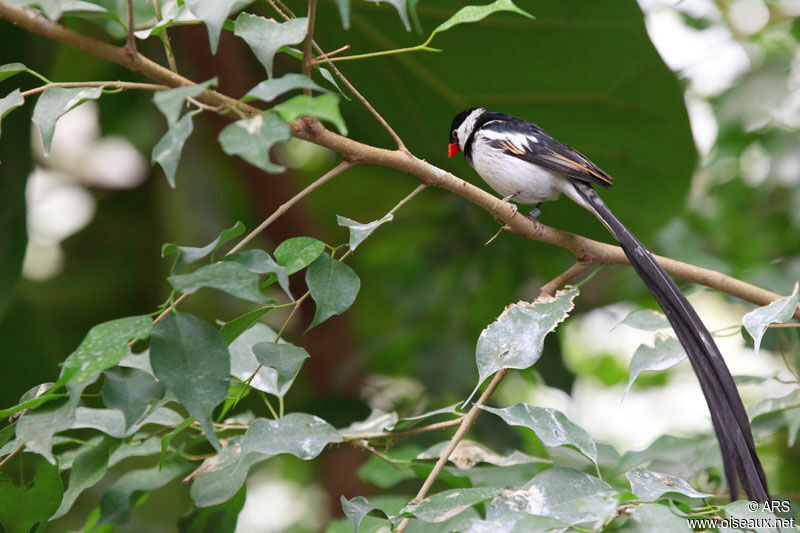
302,0,317,97
125,0,136,55
21,80,168,98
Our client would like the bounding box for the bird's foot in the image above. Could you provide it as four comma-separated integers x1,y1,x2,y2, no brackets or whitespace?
527,207,541,221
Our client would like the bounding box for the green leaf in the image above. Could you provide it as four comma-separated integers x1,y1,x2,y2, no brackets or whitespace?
160,417,194,470
52,439,113,519
0,89,24,138
98,458,190,526
400,487,500,523
162,221,246,273
305,253,361,329
417,439,546,470
274,93,348,135
334,0,350,29
430,0,534,39
228,322,280,391
191,414,340,506
15,384,85,463
625,336,686,396
245,73,327,103
480,403,597,465
393,404,460,431
218,112,291,173
0,62,28,82
357,448,419,489
723,500,782,533
336,214,393,251
168,261,272,303
372,0,411,31
490,468,617,528
184,0,239,54
341,496,389,533
224,249,292,300
339,408,398,436
60,315,153,386
622,503,691,533
742,283,799,357
150,312,231,451
102,366,164,428
749,390,800,419
625,467,711,501
233,13,307,77
152,111,194,187
618,309,671,331
274,236,325,275
31,86,103,156
252,341,309,397
178,485,246,533
470,287,578,402
220,307,275,345
153,78,217,126
0,452,62,533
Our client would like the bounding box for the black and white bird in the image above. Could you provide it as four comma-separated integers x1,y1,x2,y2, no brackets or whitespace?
449,108,769,502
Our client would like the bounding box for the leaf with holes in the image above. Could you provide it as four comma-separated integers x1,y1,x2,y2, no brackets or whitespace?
32,86,103,156
168,261,272,303
150,313,230,451
152,111,194,187
218,112,290,173
742,283,799,357
337,214,393,251
233,13,307,77
184,0,239,54
480,403,597,465
245,73,327,103
274,93,347,135
306,253,360,329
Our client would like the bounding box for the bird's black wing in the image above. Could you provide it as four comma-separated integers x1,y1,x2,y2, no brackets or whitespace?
482,116,614,188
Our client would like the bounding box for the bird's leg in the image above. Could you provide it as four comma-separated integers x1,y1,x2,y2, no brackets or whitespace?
500,193,519,219
527,203,542,221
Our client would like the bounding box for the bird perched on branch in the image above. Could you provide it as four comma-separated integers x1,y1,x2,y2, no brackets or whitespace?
448,107,769,502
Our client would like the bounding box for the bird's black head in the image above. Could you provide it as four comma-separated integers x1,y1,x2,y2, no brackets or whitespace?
448,108,477,157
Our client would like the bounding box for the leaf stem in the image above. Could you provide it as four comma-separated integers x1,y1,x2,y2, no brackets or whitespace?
20,81,169,98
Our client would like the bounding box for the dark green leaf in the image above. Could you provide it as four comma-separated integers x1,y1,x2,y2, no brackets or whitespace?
245,73,327,103
184,0,239,54
742,283,799,357
218,112,291,173
162,221,246,273
489,468,617,528
336,214,393,251
224,249,292,300
305,253,361,329
357,447,419,489
0,89,24,137
623,503,691,533
471,287,578,401
152,111,194,187
60,315,152,386
341,495,389,533
32,86,103,156
150,313,231,451
178,485,246,532
103,367,164,428
153,78,217,126
252,341,309,397
228,322,279,391
274,93,347,135
0,452,62,533
625,466,711,501
334,0,349,29
160,417,194,470
618,309,671,331
52,439,113,519
625,337,686,395
233,13,307,77
274,236,325,275
220,308,274,345
0,62,28,82
480,403,597,464
98,458,190,525
400,487,501,523
168,261,272,303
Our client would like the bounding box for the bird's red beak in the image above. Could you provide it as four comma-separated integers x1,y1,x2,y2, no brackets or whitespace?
448,143,460,158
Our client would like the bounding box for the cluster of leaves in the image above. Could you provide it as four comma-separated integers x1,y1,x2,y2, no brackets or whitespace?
1,0,800,532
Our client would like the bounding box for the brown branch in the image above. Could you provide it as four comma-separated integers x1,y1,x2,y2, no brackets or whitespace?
341,417,463,440
396,369,508,533
0,1,795,320
302,0,317,96
313,44,350,62
125,0,136,55
539,261,595,297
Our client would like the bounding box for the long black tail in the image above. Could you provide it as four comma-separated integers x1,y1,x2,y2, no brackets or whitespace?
572,182,768,502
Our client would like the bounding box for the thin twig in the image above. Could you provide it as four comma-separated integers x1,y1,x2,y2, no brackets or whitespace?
539,261,595,297
767,323,800,328
21,80,168,98
125,0,136,55
151,0,178,72
302,0,318,96
0,443,24,470
396,369,508,533
313,44,350,62
341,416,463,440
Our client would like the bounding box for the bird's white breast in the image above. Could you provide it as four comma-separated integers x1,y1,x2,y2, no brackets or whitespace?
469,134,562,205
